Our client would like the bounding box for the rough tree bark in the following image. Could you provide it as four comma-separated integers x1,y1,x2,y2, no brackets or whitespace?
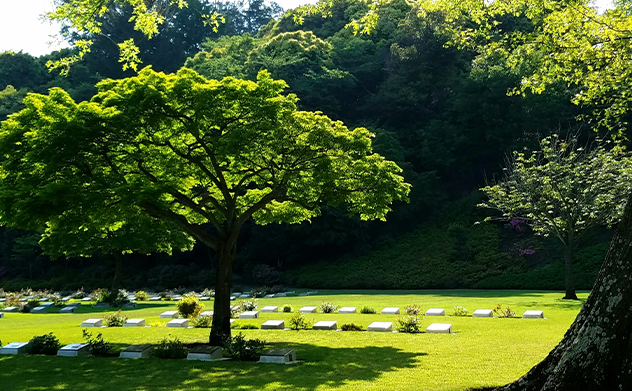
498,192,632,391
209,240,236,346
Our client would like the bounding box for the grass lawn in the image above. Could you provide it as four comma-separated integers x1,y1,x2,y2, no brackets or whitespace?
0,290,588,391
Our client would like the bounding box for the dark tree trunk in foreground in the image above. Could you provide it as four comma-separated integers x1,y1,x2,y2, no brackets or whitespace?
498,192,632,391
562,236,577,300
111,253,123,293
209,241,236,346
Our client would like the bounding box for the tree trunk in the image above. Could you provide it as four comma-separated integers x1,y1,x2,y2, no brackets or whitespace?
497,192,632,391
209,241,236,346
111,253,122,293
562,237,577,300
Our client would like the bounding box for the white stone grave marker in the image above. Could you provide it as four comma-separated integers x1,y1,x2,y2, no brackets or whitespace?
381,307,400,315
338,307,356,314
167,319,189,328
264,294,275,299
160,311,179,319
522,310,544,319
274,293,286,297
199,296,210,301
58,343,90,357
313,321,337,330
239,311,260,319
368,322,393,332
81,297,92,302
199,311,214,317
299,306,317,313
238,294,251,299
120,344,153,359
0,313,4,318
187,346,223,361
472,309,493,318
123,319,146,327
81,319,104,327
426,323,452,333
261,306,278,313
149,297,161,301
3,307,18,313
0,342,29,355
60,306,76,313
30,306,47,314
425,308,445,316
259,348,297,364
261,320,285,330
41,302,54,307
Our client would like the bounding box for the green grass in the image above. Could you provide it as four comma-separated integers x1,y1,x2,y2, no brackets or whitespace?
0,290,587,391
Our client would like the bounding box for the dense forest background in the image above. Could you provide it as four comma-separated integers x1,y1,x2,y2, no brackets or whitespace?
0,0,616,292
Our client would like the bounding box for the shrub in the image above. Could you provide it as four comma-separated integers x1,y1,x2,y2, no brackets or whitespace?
224,333,266,361
319,302,339,314
74,288,87,299
21,299,40,313
453,306,468,317
282,304,292,313
341,323,364,331
82,329,111,357
100,289,130,307
251,264,282,285
176,296,204,318
405,304,421,315
396,315,423,333
93,288,109,303
360,306,376,314
239,299,258,312
26,333,62,355
251,288,267,298
191,315,213,328
239,324,259,329
134,291,150,301
230,305,242,318
153,336,188,359
201,288,215,297
103,310,128,327
494,304,516,318
288,311,312,330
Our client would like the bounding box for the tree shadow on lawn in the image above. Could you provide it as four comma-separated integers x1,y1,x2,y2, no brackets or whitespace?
312,290,586,298
46,303,177,314
0,343,425,391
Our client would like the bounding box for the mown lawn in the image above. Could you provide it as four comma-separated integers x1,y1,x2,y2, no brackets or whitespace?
0,290,588,391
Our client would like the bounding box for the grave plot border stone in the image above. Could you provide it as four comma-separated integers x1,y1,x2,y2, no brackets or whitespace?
261,306,278,313
167,319,189,328
239,311,260,319
0,342,29,355
426,323,453,334
123,319,146,327
381,307,400,315
367,322,393,332
160,311,179,319
313,321,337,331
3,307,18,313
425,308,446,316
30,306,47,314
60,306,76,313
0,313,4,318
259,348,298,364
299,306,317,313
199,311,214,317
187,346,224,361
338,307,357,314
261,320,285,330
57,343,90,357
81,319,104,327
522,310,544,319
120,344,153,359
472,309,493,318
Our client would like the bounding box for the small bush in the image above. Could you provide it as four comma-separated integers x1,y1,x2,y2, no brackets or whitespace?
319,302,339,314
149,320,165,327
396,315,423,333
102,289,130,307
21,299,40,313
453,306,468,317
282,304,292,313
230,305,242,318
176,296,204,318
239,299,258,312
494,304,516,318
82,329,111,357
360,306,376,314
405,304,421,315
134,291,150,301
201,288,215,297
239,324,259,329
26,333,62,355
288,311,312,330
74,288,87,299
341,323,364,331
224,333,266,361
103,310,128,327
93,288,109,303
153,336,188,359
191,315,213,328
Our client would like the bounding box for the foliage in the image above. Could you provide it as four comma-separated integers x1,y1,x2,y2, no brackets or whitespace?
134,290,150,301
103,310,128,327
102,290,131,307
224,332,266,361
201,288,215,297
93,288,110,303
395,315,423,333
341,323,364,331
282,304,293,313
319,302,339,314
152,336,188,359
360,306,376,314
21,299,40,313
493,304,516,318
191,315,213,328
238,299,258,312
26,333,62,355
288,311,313,330
176,296,204,318
238,323,259,329
82,329,111,357
405,304,421,315
251,264,283,285
452,306,468,317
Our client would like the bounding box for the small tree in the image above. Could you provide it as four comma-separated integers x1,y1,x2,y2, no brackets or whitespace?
480,134,632,299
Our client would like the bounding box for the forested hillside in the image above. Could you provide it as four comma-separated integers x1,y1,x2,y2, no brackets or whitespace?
0,0,615,291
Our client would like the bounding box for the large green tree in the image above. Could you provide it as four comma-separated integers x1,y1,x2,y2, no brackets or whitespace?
0,67,410,343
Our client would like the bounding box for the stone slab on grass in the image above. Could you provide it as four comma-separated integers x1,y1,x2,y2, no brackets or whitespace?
187,346,223,361
120,344,153,359
259,348,298,364
299,306,317,313
264,294,276,299
58,343,90,357
160,311,179,319
60,306,76,313
30,306,47,314
338,307,356,314
368,322,393,332
239,311,260,319
167,319,189,328
199,311,214,317
123,319,146,327
3,307,18,313
149,297,161,301
261,320,285,330
472,309,493,318
238,294,252,299
313,321,337,331
274,293,287,297
426,323,452,334
67,302,82,307
81,319,104,327
261,306,278,313
425,308,445,316
523,310,544,319
381,307,400,315
81,297,92,302
0,342,29,355
0,313,3,318
41,302,55,307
